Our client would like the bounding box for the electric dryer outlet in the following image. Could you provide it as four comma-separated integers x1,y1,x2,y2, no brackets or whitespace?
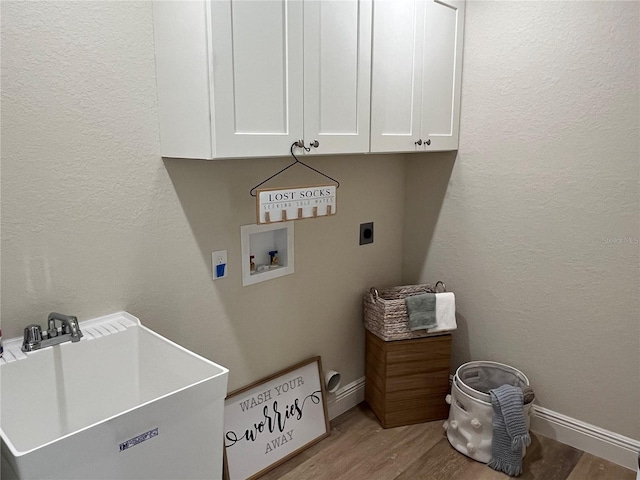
359,222,374,245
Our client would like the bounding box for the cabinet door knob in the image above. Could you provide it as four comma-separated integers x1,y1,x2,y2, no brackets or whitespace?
426,139,431,146
309,140,319,148
414,139,422,146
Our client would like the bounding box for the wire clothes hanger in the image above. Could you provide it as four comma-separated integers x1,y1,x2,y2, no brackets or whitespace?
249,141,341,197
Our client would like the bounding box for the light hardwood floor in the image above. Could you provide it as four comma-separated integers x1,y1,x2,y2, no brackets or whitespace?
260,403,635,480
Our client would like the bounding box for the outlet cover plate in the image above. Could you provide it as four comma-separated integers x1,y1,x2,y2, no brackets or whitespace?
359,222,374,245
212,250,228,279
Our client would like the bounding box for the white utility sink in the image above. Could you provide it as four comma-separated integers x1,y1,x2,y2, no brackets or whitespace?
0,312,229,479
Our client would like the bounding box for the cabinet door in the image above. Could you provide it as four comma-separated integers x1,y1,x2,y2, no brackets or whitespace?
154,1,214,159
209,0,304,158
303,0,372,155
420,0,465,151
370,0,425,153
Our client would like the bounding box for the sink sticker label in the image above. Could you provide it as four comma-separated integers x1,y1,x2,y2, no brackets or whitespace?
119,428,159,452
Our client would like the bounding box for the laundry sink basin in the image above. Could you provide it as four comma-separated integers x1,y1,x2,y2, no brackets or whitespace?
0,312,228,479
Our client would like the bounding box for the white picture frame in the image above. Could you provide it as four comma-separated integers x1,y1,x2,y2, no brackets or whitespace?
223,357,330,480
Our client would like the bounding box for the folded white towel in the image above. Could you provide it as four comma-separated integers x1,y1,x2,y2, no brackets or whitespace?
428,292,457,333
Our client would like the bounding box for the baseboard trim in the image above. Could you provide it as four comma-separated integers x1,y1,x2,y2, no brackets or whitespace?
531,405,640,471
327,376,365,420
329,377,639,472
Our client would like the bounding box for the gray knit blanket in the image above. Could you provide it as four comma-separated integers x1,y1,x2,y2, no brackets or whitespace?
488,384,531,476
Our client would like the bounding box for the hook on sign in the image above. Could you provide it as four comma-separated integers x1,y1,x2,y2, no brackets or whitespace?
249,141,340,197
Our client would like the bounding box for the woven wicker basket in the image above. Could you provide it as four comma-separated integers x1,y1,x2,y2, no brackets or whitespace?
363,283,446,341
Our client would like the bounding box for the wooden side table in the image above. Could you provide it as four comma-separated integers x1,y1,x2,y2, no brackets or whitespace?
365,330,452,428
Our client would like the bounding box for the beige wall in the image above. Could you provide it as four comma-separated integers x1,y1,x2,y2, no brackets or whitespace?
404,1,639,439
0,1,405,392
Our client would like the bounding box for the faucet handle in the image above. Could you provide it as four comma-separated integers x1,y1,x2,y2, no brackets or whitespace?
61,318,81,338
22,324,43,352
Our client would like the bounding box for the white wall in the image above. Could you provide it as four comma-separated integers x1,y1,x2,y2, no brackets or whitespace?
0,1,405,392
404,1,639,439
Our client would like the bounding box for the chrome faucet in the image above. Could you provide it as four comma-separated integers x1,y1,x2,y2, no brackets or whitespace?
22,312,83,352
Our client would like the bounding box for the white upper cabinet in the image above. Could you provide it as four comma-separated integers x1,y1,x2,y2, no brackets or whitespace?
209,1,304,158
370,0,465,153
153,0,371,159
303,1,372,155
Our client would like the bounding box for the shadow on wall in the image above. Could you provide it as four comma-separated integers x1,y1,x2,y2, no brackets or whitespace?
160,154,407,388
160,156,302,381
401,151,472,370
160,155,307,337
162,156,261,266
452,312,471,370
162,155,352,270
402,151,457,284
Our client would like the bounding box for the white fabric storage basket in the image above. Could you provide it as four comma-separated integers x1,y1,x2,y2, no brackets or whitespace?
445,361,533,463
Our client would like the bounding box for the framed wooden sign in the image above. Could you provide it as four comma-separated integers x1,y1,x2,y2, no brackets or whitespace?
223,357,330,480
256,184,337,224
